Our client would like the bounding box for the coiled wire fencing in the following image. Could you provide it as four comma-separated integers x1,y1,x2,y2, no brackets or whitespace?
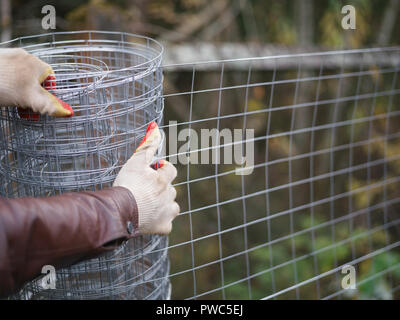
0,31,169,299
1,31,400,300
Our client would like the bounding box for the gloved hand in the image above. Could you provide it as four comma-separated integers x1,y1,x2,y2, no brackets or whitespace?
113,122,179,235
0,48,73,117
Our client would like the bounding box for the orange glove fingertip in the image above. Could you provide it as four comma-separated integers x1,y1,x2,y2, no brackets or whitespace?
135,121,159,154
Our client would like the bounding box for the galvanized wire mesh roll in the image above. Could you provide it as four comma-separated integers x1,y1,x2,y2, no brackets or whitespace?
0,31,170,299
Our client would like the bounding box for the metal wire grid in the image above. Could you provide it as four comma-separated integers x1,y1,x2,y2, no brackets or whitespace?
159,47,400,299
14,236,170,300
0,31,169,299
1,31,400,300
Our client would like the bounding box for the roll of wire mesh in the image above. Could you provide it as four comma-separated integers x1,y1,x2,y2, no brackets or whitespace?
0,31,170,299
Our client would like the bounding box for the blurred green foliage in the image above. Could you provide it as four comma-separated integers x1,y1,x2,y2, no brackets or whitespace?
8,0,400,47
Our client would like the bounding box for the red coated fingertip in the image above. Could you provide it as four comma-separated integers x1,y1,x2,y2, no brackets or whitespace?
17,108,40,120
156,160,165,169
43,75,74,117
146,121,157,133
151,160,164,170
135,121,159,152
54,95,74,117
43,75,57,90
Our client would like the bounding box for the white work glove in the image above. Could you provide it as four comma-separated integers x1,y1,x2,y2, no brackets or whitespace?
113,122,179,235
0,48,73,117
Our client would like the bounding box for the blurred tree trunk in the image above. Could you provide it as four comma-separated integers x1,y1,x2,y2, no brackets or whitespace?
295,0,314,46
1,0,11,43
293,0,314,158
160,0,229,42
200,0,246,41
242,0,259,42
377,0,399,45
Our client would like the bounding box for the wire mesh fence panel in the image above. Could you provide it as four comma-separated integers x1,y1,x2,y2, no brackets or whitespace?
161,48,400,299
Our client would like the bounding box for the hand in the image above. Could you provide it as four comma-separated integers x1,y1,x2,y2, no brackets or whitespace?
113,122,180,235
0,48,73,117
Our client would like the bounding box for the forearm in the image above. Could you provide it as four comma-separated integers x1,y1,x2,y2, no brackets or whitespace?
0,187,138,298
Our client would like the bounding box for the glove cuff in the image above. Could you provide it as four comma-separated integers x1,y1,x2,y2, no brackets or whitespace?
131,182,159,234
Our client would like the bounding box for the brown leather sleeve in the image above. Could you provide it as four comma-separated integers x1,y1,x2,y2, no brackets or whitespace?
0,186,139,298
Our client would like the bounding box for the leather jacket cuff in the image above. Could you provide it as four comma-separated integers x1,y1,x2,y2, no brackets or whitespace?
0,186,139,297
109,186,139,238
